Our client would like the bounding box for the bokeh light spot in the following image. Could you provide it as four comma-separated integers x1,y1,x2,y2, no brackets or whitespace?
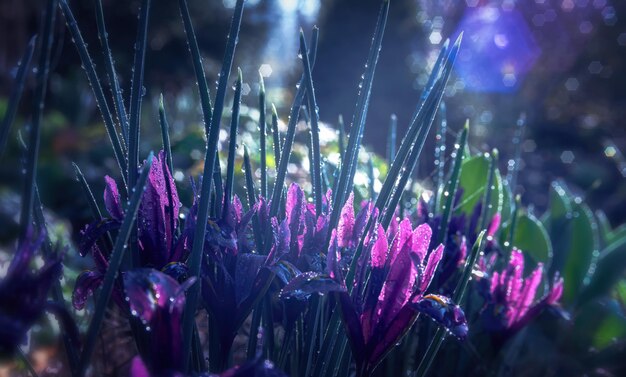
259,64,273,77
565,77,580,91
453,7,540,93
560,150,575,164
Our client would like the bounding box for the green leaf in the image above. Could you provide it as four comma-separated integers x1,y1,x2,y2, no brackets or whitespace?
580,235,626,304
499,172,513,227
545,181,573,278
456,154,503,218
593,311,626,350
510,212,552,265
562,200,599,303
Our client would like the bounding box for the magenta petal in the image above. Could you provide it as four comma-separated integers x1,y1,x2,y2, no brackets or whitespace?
138,151,181,268
72,270,104,310
337,193,355,248
412,294,468,340
104,175,124,221
512,263,543,324
487,213,501,238
419,244,444,293
547,276,564,305
123,268,186,324
374,238,415,335
353,201,373,243
130,356,151,377
286,183,305,252
389,219,413,266
369,305,417,368
370,224,388,268
326,229,342,280
411,223,433,265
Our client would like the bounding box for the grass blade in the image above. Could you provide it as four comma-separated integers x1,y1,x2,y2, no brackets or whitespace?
432,102,447,214
299,30,323,215
178,0,214,134
269,28,319,217
95,0,128,145
271,104,281,168
77,152,154,377
338,114,345,167
72,162,114,252
59,0,128,183
223,68,243,219
380,79,452,228
243,145,264,252
386,113,397,164
480,149,499,230
181,0,245,369
259,73,268,198
19,0,56,244
127,0,151,188
158,94,174,174
0,36,36,157
434,122,468,246
374,37,456,223
330,0,389,230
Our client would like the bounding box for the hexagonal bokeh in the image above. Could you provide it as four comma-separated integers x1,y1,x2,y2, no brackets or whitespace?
453,6,540,93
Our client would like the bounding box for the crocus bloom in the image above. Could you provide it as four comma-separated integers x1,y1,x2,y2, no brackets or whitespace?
197,194,275,372
425,197,502,290
0,231,74,357
74,151,183,310
283,214,468,375
125,268,195,377
479,248,563,339
336,221,467,374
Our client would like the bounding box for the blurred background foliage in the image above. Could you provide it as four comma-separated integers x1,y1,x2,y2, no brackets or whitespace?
1,0,625,240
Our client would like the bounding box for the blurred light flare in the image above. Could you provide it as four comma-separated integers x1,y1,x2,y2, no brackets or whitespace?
453,6,540,93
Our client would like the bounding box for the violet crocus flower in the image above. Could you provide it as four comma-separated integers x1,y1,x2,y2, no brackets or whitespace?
479,248,563,340
334,221,467,374
124,268,195,377
282,204,468,375
74,151,183,310
423,196,502,290
193,193,276,372
0,230,76,357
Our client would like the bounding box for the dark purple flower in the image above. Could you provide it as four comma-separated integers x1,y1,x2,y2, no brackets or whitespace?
0,230,73,356
193,194,275,371
479,248,563,338
74,151,184,310
124,268,195,377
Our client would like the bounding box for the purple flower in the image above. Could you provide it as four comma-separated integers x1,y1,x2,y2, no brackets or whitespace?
426,198,502,290
333,219,467,374
194,194,275,371
124,268,195,377
0,230,77,356
74,151,183,310
479,248,563,338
